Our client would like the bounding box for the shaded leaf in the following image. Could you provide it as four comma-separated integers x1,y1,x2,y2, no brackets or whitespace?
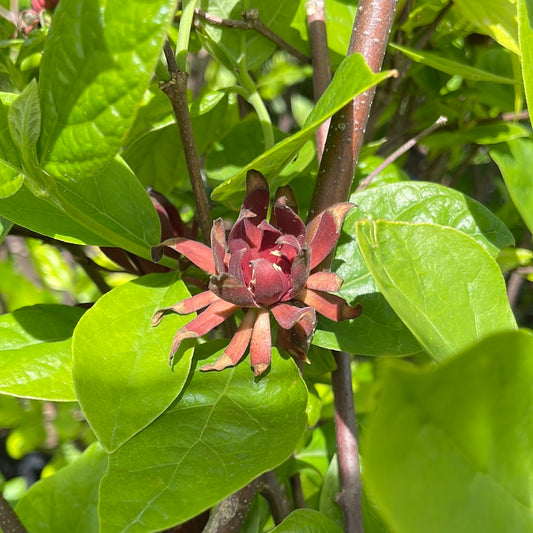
518,0,533,129
363,330,533,533
72,273,195,452
16,443,107,533
355,220,516,362
271,509,344,533
98,346,308,532
0,304,84,402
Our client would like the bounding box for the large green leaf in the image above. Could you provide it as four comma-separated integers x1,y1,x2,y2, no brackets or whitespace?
355,220,516,362
72,273,195,453
211,53,393,201
38,0,178,179
490,137,533,235
453,0,519,54
518,0,533,130
16,443,107,533
363,330,533,533
98,346,308,532
271,509,344,533
0,155,162,257
390,43,516,84
0,304,84,402
314,181,513,357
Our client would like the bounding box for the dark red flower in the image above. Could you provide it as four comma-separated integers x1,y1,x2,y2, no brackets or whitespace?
31,0,59,11
152,170,361,376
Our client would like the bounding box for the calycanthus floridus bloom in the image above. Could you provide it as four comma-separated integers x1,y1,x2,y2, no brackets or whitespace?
152,170,361,376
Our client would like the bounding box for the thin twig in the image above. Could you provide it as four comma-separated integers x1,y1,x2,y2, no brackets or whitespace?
194,8,310,64
160,40,212,244
202,480,259,533
289,473,306,509
357,115,448,191
0,492,27,533
306,0,331,163
258,471,291,524
332,351,362,533
507,232,532,311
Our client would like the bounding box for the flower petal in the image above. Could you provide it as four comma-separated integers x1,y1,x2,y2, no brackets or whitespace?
250,308,272,376
243,169,270,223
306,203,354,269
270,195,306,244
271,302,315,329
305,271,343,292
288,247,310,299
209,272,257,307
250,258,290,306
295,288,362,322
274,185,298,214
152,238,217,275
168,299,239,364
276,308,317,361
211,218,227,274
201,308,257,372
152,290,220,326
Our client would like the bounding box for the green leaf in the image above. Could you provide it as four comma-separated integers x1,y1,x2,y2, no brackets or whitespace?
8,79,40,156
271,509,344,533
390,43,516,84
0,304,84,402
363,330,533,533
98,346,308,532
0,213,11,242
73,272,194,453
453,0,519,54
518,0,533,129
16,442,108,533
211,53,393,201
355,220,517,362
0,160,23,198
38,0,178,179
0,155,162,256
0,97,24,198
490,137,533,235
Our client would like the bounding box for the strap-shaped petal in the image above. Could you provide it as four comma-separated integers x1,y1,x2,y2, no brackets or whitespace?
271,195,306,244
305,271,343,292
271,302,316,329
250,308,272,376
306,203,354,269
211,218,227,274
153,237,217,275
243,169,270,223
209,272,257,307
295,288,361,322
250,258,290,306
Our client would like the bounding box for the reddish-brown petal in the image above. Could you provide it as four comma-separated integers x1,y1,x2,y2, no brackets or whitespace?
211,218,227,274
274,186,298,214
271,302,315,329
257,219,283,253
243,170,270,223
200,308,257,372
153,238,217,275
209,272,257,307
250,258,289,306
288,247,310,299
168,299,239,364
250,308,272,376
270,196,306,244
228,210,258,252
152,291,220,327
295,288,362,322
276,308,317,361
306,203,354,269
148,188,187,240
305,271,343,292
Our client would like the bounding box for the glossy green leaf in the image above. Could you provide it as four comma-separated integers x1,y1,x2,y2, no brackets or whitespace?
16,442,108,533
72,273,195,453
0,304,84,401
38,0,177,179
98,347,308,532
490,137,533,235
453,0,519,54
0,213,11,242
211,53,393,201
355,220,517,362
363,330,533,533
271,509,344,533
518,0,533,129
8,80,40,159
390,43,516,84
0,160,23,198
0,156,162,257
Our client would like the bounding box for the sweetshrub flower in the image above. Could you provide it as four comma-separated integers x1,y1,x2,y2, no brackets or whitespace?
152,170,361,376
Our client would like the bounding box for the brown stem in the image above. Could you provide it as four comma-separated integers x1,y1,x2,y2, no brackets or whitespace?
201,480,259,533
356,115,447,191
193,9,310,64
0,492,27,533
306,0,332,163
332,351,363,533
160,41,212,244
258,470,291,524
308,0,399,221
289,473,306,509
